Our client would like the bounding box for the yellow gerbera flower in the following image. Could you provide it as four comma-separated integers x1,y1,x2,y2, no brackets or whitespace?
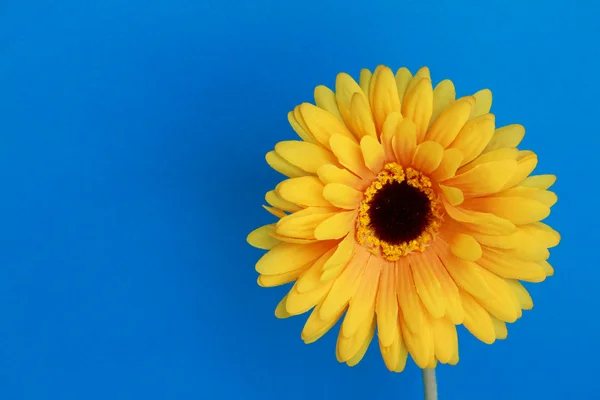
247,65,560,372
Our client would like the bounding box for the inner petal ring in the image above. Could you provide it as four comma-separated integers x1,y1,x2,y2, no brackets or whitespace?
355,163,443,261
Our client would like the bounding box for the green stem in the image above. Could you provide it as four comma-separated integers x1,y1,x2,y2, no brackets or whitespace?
422,368,438,400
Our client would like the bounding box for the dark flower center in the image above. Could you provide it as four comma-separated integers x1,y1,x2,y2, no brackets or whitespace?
367,181,432,244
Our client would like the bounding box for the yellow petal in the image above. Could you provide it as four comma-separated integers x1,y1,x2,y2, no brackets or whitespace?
288,108,315,143
258,269,304,287
439,185,464,206
342,258,381,337
262,205,286,219
447,221,517,249
501,151,538,190
300,102,355,149
506,279,534,310
274,295,291,319
412,141,444,174
431,148,463,181
474,268,521,322
276,207,337,239
301,300,344,344
381,112,403,162
428,249,465,324
465,196,550,225
396,258,425,333
437,243,491,299
296,246,337,293
346,321,375,367
286,263,340,316
314,85,343,121
349,92,377,139
276,176,331,207
477,246,547,282
275,141,339,174
519,222,561,248
427,349,438,369
426,96,474,147
541,260,556,276
376,263,399,347
359,68,373,100
269,234,320,245
431,79,456,124
496,187,557,207
393,119,418,166
539,260,554,276
379,329,404,371
491,316,508,340
448,349,459,366
323,234,355,271
501,243,549,263
442,160,517,197
323,183,363,209
519,174,556,190
320,251,370,319
429,315,457,364
394,341,409,373
450,114,496,166
444,203,516,235
330,134,374,179
265,190,302,212
459,290,495,344
395,67,413,106
483,124,525,152
247,224,280,250
369,66,401,133
360,135,385,174
449,233,482,261
402,78,433,142
410,253,445,319
336,72,361,106
471,89,492,119
321,259,347,281
491,230,549,261
275,206,338,230
335,72,366,135
441,289,464,325
400,310,433,368
314,210,356,240
266,151,308,178
337,315,376,362
255,241,335,275
324,261,352,278
459,148,519,174
406,66,431,92
317,164,362,188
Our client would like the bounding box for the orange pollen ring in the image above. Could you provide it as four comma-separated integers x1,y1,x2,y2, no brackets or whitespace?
355,163,443,261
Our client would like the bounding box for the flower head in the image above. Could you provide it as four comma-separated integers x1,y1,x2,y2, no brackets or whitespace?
247,66,560,371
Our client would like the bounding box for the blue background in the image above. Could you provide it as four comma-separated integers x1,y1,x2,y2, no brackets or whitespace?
0,0,595,399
